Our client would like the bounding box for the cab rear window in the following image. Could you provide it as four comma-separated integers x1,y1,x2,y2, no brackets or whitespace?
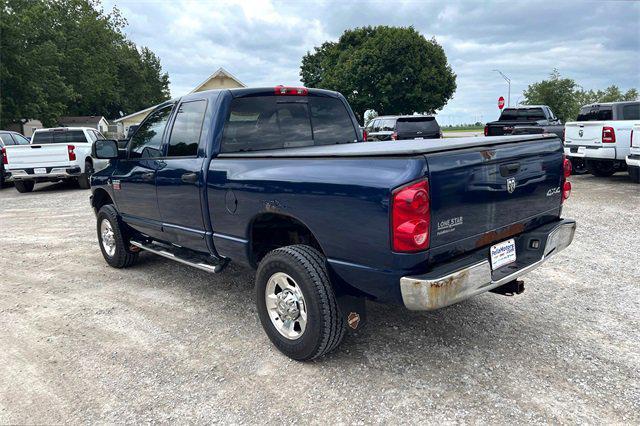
32,130,87,144
499,108,546,121
576,106,613,121
396,117,438,132
221,95,357,152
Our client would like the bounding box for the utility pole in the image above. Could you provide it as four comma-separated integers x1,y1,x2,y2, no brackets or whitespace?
493,69,511,107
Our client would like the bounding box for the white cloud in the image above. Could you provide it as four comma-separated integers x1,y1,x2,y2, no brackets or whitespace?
102,0,639,124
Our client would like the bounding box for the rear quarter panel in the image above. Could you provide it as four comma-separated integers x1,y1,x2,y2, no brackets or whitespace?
207,156,428,302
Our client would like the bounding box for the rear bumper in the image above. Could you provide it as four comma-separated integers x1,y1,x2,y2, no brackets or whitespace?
626,154,640,167
9,166,81,181
400,219,576,310
564,146,616,160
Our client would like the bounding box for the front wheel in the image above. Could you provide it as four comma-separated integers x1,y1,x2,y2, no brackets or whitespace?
97,204,138,268
256,245,345,361
14,180,35,193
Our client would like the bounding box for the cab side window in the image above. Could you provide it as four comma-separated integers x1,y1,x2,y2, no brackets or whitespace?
167,100,207,157
0,134,15,146
381,119,395,131
129,105,173,159
12,134,30,145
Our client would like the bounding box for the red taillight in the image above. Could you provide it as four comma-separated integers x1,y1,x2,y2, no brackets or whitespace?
561,156,572,204
67,144,76,161
1,147,7,165
391,180,430,252
391,132,398,141
602,126,616,143
484,125,489,136
563,157,572,178
562,181,572,202
274,85,308,96
363,129,368,141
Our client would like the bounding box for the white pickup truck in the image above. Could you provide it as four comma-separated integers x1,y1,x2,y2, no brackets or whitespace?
4,127,108,193
627,124,640,183
564,101,640,178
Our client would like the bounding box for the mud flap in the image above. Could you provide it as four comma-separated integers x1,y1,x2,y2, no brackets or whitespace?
336,294,367,333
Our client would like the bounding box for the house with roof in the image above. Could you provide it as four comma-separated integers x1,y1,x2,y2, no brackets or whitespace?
113,67,246,137
59,116,110,134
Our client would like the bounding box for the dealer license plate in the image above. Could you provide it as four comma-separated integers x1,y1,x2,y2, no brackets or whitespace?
490,238,516,270
34,168,47,174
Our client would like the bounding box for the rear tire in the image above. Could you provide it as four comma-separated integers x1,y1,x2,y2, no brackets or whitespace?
569,158,588,175
97,204,138,268
587,160,616,177
14,180,34,193
256,245,345,361
78,160,93,189
629,166,640,184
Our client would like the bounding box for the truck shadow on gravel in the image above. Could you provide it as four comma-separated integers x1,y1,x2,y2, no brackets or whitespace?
32,181,87,193
130,252,581,372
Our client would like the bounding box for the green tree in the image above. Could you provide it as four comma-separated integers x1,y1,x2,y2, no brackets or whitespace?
0,0,170,128
300,26,456,121
521,69,579,122
522,70,638,122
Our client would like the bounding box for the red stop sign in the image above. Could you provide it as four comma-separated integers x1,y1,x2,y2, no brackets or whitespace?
498,96,505,109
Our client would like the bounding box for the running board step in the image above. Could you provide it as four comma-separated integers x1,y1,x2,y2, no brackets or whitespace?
130,240,227,273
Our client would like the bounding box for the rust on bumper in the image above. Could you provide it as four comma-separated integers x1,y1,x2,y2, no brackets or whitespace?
400,221,576,311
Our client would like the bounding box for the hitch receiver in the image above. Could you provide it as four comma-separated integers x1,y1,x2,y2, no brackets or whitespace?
489,279,525,296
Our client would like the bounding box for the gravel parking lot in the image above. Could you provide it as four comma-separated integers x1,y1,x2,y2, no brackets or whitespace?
0,174,638,423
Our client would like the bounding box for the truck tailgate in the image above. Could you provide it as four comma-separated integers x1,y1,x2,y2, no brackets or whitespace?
564,122,604,146
5,144,72,168
427,137,563,257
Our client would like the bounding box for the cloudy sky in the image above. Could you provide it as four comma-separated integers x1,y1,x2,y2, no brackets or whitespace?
102,0,640,124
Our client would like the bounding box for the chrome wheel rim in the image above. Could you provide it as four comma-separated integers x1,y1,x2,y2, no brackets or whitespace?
100,219,116,257
265,272,307,340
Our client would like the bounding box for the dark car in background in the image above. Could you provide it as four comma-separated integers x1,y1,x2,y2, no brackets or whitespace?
365,115,442,141
485,105,561,137
0,130,31,188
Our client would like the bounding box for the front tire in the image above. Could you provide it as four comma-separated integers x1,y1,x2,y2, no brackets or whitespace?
97,204,138,268
78,160,93,189
14,180,35,193
256,245,345,361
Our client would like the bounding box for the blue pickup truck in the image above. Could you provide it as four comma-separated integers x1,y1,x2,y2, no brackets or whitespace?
90,86,576,360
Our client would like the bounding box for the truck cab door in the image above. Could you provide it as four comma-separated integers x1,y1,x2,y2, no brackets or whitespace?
112,104,174,239
156,99,209,253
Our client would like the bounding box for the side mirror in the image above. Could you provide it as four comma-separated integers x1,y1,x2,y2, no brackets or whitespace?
93,139,119,159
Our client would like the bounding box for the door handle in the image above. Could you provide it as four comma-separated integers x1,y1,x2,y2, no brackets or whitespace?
181,172,198,184
141,172,155,181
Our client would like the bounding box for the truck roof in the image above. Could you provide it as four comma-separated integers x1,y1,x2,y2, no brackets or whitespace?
34,127,96,132
373,115,435,120
579,101,639,107
503,105,548,109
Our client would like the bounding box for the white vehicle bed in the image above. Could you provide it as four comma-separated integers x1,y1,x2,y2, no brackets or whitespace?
626,124,640,183
564,101,640,178
4,127,108,193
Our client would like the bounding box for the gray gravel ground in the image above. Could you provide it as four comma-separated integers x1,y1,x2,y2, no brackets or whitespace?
0,174,638,424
